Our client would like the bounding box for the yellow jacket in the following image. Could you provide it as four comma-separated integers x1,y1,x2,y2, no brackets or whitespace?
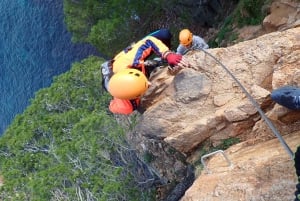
112,36,169,73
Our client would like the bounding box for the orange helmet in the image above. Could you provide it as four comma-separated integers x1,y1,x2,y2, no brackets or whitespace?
179,29,193,46
108,69,149,99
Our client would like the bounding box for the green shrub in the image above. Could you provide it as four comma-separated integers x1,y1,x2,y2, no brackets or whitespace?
0,56,155,200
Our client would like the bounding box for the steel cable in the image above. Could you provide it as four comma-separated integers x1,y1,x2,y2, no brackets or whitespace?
195,48,294,159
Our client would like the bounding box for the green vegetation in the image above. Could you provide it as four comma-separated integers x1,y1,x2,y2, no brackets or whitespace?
210,0,272,47
216,138,240,150
236,0,268,26
63,0,202,57
63,0,273,54
143,151,155,164
0,56,154,200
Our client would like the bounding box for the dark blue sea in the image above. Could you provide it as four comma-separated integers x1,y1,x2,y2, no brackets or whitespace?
0,0,99,135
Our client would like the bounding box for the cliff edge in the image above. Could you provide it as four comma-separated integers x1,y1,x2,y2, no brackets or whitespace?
122,4,300,200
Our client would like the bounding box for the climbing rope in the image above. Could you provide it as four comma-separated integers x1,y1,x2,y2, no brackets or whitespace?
193,48,294,159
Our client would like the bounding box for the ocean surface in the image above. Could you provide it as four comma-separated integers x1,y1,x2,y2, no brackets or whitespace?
0,0,99,135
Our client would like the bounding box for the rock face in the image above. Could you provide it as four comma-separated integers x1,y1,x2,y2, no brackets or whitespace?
124,26,300,200
181,132,300,201
263,0,300,32
140,27,300,154
122,1,300,200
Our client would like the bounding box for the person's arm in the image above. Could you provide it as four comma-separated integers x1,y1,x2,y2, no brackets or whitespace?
142,36,170,58
133,36,184,67
192,35,209,50
176,44,187,55
144,36,189,68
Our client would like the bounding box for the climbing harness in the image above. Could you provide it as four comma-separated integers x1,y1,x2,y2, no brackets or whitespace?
193,48,294,159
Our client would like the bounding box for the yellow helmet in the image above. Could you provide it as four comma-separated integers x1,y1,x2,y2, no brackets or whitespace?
108,69,149,99
179,29,193,46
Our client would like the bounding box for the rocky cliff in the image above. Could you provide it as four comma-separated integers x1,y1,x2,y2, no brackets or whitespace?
117,1,300,200
140,26,300,154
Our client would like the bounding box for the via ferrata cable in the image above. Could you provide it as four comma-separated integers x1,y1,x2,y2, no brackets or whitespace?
196,48,294,159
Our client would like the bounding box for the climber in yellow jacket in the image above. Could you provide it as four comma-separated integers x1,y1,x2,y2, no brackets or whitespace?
105,29,189,115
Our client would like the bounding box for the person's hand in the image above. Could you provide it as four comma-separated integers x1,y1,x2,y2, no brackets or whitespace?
166,52,182,66
176,56,190,68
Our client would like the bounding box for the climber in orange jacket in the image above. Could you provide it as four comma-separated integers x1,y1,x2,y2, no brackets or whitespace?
104,29,189,115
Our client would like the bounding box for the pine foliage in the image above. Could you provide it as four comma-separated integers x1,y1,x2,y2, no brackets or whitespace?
0,56,154,201
63,0,197,57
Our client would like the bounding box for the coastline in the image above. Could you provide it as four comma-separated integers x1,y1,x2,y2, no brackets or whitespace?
0,0,99,135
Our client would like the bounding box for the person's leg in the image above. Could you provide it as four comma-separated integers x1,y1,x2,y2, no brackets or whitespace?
294,146,300,201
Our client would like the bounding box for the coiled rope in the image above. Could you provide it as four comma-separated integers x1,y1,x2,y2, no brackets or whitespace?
196,48,294,159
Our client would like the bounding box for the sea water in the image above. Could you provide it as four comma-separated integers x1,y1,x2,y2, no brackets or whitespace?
0,0,99,134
